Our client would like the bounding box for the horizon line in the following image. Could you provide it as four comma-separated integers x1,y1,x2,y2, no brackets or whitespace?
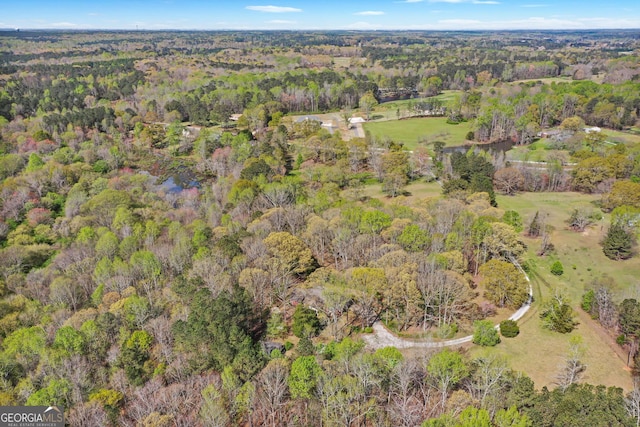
2,27,640,32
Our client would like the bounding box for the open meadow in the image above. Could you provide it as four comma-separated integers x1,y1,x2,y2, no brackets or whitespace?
363,117,473,150
491,191,640,391
497,192,640,301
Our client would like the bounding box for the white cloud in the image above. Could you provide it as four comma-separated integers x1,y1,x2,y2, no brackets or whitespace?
355,11,385,16
472,0,499,4
267,20,296,24
246,5,302,13
396,0,424,3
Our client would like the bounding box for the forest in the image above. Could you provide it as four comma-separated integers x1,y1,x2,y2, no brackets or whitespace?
1,29,640,425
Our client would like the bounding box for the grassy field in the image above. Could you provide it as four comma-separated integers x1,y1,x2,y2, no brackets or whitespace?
379,90,461,111
605,129,640,145
511,77,575,85
489,191,640,390
357,179,443,203
470,301,634,391
497,192,640,300
363,117,473,150
506,139,555,162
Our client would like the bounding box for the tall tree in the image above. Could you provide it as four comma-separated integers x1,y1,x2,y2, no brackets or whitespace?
479,259,529,309
427,349,469,410
603,223,635,260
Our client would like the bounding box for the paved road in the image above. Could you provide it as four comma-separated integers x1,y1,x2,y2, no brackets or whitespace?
362,257,532,349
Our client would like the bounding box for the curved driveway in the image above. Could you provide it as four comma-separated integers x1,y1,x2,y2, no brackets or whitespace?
362,257,533,349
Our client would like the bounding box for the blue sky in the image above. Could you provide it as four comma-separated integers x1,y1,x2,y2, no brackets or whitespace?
2,0,639,31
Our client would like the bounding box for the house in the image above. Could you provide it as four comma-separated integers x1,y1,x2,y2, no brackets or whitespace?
229,113,243,121
349,117,366,124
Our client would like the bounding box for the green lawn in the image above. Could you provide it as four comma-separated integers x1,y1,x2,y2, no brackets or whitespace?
363,117,473,150
604,129,640,145
497,192,640,300
378,90,461,111
505,139,573,163
471,301,634,391
474,191,639,391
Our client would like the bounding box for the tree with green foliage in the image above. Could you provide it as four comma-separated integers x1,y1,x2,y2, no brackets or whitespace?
540,293,578,333
359,91,378,120
264,231,316,275
27,378,72,409
53,325,86,356
119,330,153,386
427,349,469,409
26,153,45,172
397,224,430,252
129,250,162,296
611,205,640,233
581,289,596,314
619,299,640,339
359,210,392,235
473,320,501,346
292,304,321,338
494,406,533,427
288,355,321,400
89,388,124,424
527,211,542,237
502,210,523,233
526,383,632,427
480,260,529,309
172,285,267,380
602,181,640,212
3,326,46,370
603,223,635,260
240,157,273,181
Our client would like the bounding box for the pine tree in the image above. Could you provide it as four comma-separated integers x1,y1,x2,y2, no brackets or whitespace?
528,211,541,237
602,223,634,260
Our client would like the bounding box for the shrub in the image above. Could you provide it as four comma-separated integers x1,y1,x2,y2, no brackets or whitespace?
437,323,458,339
581,290,595,314
472,320,500,346
550,261,564,276
499,320,520,338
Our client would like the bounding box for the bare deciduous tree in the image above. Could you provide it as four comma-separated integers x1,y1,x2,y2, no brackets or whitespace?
252,358,290,427
555,336,587,391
